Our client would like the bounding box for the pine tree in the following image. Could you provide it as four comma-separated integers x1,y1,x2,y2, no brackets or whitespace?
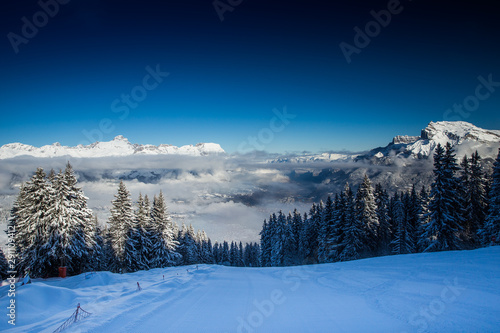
291,209,303,264
303,203,322,264
151,192,180,267
318,196,334,263
221,241,230,266
260,217,272,267
108,181,135,273
178,224,197,265
132,194,152,270
10,168,52,277
338,183,366,261
297,212,309,265
480,148,500,245
329,192,345,261
44,164,96,275
391,192,415,254
467,151,487,245
417,186,430,252
270,211,287,266
421,143,463,252
374,184,391,255
355,175,379,254
91,216,105,271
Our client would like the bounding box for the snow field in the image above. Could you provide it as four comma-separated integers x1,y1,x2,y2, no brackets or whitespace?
1,247,500,332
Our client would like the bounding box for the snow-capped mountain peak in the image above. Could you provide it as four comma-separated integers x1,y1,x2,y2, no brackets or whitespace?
0,136,225,159
362,121,500,161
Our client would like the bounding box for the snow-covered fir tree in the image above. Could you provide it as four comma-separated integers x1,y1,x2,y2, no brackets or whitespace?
108,181,135,273
10,168,53,277
374,183,391,255
318,196,334,263
391,192,415,255
329,192,346,262
338,183,366,261
178,224,197,265
260,218,272,267
480,148,500,245
270,211,290,266
460,151,488,246
221,241,230,266
130,193,152,271
355,175,379,254
150,192,180,267
290,209,303,264
44,164,96,275
421,143,463,252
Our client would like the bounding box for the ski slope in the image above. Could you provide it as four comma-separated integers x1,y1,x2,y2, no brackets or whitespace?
1,247,500,332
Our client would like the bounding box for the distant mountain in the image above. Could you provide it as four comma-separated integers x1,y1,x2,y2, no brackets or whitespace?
357,121,500,163
269,121,500,165
0,135,225,159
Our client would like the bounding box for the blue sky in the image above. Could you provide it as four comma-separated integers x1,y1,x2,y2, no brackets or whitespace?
1,0,499,153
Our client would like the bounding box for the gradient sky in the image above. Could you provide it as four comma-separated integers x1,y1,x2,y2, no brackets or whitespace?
1,0,499,153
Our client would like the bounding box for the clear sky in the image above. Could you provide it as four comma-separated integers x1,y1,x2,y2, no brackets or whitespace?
1,0,499,153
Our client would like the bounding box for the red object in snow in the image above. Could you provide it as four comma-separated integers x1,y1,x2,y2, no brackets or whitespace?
59,267,67,278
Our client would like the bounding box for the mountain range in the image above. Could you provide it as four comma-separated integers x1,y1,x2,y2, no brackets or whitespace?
269,121,500,164
0,135,225,159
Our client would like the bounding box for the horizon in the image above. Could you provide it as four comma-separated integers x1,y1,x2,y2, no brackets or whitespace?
1,1,499,154
1,119,498,155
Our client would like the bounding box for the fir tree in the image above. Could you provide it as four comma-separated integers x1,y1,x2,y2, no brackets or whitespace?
260,217,272,267
318,196,334,263
391,192,415,254
421,143,463,252
338,183,366,261
132,194,152,270
44,164,95,275
291,209,303,264
151,192,180,267
270,211,288,266
108,181,135,273
374,184,391,255
221,241,230,266
329,192,346,261
480,148,500,244
10,168,52,277
467,151,487,245
355,175,379,254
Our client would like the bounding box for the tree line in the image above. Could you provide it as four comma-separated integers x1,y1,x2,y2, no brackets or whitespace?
1,143,499,278
2,163,260,278
260,143,500,266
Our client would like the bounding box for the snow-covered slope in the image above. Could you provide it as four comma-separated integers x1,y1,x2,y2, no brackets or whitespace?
1,247,499,332
0,136,225,159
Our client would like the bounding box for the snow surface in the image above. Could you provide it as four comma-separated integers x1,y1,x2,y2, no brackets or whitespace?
0,136,225,159
1,247,500,332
